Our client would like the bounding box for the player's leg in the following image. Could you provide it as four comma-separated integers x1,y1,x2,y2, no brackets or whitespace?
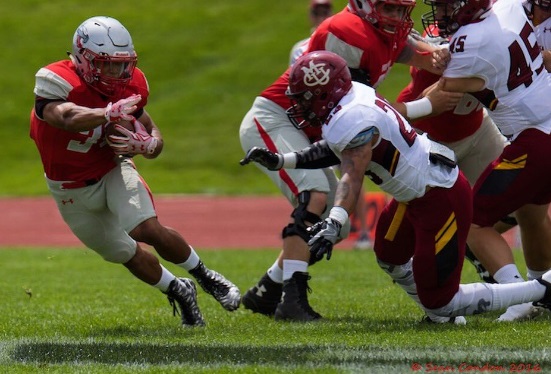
47,172,205,327
109,159,240,314
451,111,508,283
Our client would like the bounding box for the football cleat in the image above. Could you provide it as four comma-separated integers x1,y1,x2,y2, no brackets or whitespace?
242,273,282,316
274,271,322,322
421,314,467,325
165,277,205,327
189,261,241,311
534,270,551,310
496,302,547,322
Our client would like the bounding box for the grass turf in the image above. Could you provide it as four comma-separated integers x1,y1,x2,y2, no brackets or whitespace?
1,247,550,373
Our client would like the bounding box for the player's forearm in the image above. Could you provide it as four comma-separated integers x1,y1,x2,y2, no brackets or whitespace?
45,102,106,132
287,140,340,169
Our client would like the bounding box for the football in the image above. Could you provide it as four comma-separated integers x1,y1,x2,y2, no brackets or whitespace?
104,119,135,138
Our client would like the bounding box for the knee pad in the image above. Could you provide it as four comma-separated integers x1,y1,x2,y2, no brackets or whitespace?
281,191,322,242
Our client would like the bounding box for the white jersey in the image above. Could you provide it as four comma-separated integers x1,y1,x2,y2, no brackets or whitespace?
322,82,458,202
444,0,551,140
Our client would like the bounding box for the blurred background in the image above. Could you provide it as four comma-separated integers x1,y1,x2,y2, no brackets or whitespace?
0,0,429,196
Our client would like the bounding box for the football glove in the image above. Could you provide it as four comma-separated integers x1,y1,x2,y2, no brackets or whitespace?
307,218,342,262
105,94,141,123
107,118,158,155
239,147,283,171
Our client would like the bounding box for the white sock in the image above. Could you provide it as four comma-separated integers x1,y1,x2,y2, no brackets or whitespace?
153,265,176,292
176,246,200,271
267,261,283,283
282,259,308,281
377,258,422,307
493,264,524,283
431,281,546,316
527,268,547,281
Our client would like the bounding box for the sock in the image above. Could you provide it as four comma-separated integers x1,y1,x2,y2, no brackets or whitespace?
527,268,547,281
431,281,546,316
377,258,422,307
493,264,524,283
267,261,283,283
176,246,200,271
153,265,176,292
282,259,308,281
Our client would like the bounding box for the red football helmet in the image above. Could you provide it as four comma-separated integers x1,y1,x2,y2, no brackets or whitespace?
422,0,492,37
286,51,352,129
348,0,415,41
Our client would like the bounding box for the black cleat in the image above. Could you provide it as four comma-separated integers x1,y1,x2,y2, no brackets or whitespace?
166,277,205,327
242,273,282,316
534,270,551,310
274,272,322,322
464,245,496,283
189,261,241,311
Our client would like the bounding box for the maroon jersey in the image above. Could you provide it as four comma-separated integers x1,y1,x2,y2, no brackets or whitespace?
30,60,149,183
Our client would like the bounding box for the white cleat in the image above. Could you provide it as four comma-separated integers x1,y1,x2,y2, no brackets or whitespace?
423,313,467,325
496,302,546,322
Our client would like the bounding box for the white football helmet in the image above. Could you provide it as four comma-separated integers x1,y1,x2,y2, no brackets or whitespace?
70,16,137,98
348,0,415,41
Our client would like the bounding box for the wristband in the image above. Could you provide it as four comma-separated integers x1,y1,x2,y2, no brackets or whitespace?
404,97,432,119
328,206,349,226
281,153,297,169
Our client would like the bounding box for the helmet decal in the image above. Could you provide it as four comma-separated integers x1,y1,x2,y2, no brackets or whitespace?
302,60,331,87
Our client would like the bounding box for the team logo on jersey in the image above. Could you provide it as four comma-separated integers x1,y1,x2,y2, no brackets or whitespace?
301,61,330,87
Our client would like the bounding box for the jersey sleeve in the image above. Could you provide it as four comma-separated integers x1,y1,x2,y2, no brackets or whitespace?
34,67,72,100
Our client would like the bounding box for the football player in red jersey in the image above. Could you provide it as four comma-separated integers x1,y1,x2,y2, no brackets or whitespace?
30,16,240,327
239,0,463,322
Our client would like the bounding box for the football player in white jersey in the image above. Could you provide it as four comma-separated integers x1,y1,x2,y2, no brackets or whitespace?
241,50,551,322
423,0,551,321
525,0,551,70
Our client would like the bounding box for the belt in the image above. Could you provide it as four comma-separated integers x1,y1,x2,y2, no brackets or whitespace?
61,178,100,190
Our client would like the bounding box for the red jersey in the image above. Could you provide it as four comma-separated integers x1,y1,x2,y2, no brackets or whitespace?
397,67,483,143
30,60,149,182
260,8,407,142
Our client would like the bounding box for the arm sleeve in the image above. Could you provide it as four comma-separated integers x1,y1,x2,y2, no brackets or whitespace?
294,140,341,169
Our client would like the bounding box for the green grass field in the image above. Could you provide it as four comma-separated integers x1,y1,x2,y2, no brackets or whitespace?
3,1,549,373
1,247,550,373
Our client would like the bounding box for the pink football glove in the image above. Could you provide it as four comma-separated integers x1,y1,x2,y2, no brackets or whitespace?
104,94,142,123
107,118,158,155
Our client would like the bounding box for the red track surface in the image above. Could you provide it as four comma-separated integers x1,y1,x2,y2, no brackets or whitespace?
0,196,359,249
0,195,519,249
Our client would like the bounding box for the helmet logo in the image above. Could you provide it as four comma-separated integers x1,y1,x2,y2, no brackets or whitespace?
301,61,330,87
76,26,89,49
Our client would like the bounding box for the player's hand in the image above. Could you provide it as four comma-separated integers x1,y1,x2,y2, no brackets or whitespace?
307,218,342,262
239,147,283,170
107,118,158,155
422,80,463,115
431,48,451,73
105,94,142,123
